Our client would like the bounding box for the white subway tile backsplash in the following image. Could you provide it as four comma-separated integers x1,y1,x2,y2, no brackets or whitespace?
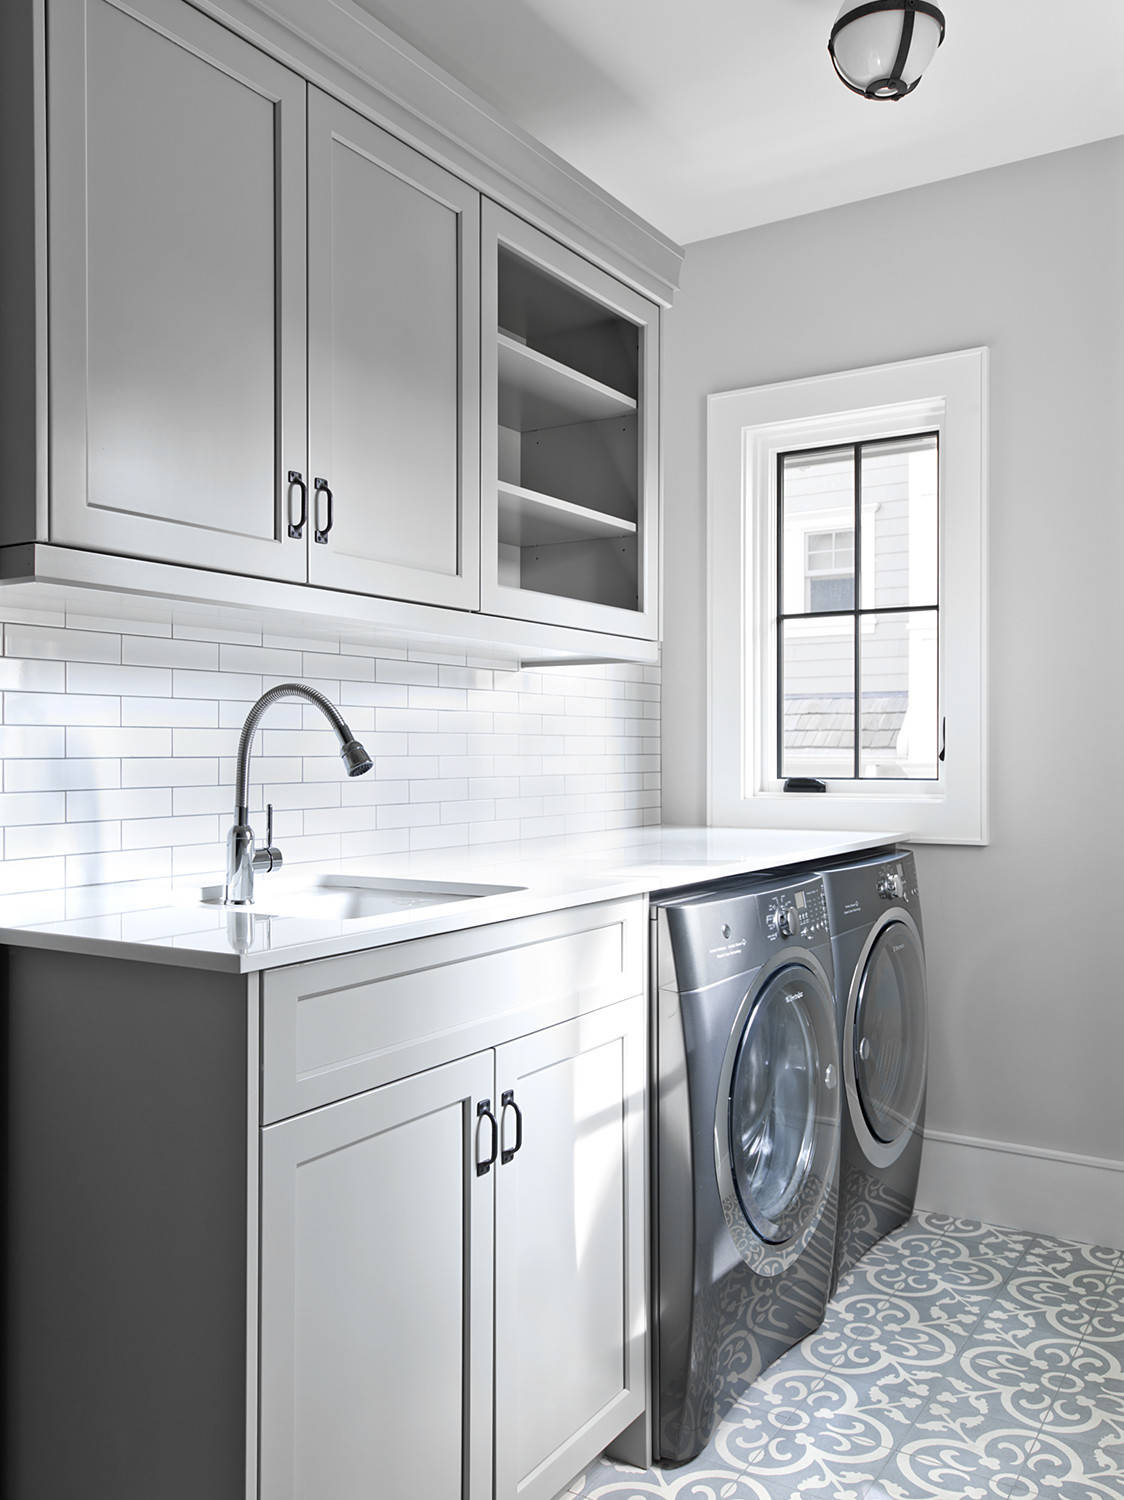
0,726,67,758
67,787,172,821
122,757,219,788
0,791,67,825
304,651,374,681
121,814,219,851
0,607,660,893
7,624,120,663
122,697,219,728
0,660,68,693
5,692,119,725
65,662,172,696
5,758,121,792
66,727,172,759
5,821,121,860
65,848,172,887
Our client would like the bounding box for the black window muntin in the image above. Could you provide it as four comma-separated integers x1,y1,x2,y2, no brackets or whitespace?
775,431,941,784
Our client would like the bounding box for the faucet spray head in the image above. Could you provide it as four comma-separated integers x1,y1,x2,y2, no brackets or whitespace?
340,739,373,777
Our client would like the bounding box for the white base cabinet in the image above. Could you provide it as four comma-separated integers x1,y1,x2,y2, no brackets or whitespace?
258,900,648,1500
0,904,648,1500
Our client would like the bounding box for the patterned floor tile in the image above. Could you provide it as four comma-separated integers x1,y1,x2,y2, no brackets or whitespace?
558,1217,1124,1500
865,1424,1039,1500
744,1443,893,1499
805,1289,963,1375
1080,1274,1124,1366
1037,1338,1124,1467
916,1334,1073,1441
976,1295,1091,1357
575,1465,807,1499
1003,1427,1124,1499
913,1215,1037,1271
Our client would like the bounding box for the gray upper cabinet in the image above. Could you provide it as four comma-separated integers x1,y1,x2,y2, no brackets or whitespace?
46,0,309,581
306,90,481,608
3,0,675,652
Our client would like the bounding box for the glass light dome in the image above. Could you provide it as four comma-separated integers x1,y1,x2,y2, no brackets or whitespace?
829,0,946,100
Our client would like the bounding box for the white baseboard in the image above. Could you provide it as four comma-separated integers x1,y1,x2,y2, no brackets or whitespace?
917,1129,1124,1250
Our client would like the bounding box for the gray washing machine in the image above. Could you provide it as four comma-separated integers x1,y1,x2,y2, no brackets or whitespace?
818,849,927,1291
652,874,840,1465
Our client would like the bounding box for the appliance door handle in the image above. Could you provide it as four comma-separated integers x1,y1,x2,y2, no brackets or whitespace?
500,1089,523,1164
476,1099,498,1176
287,470,307,539
313,477,334,544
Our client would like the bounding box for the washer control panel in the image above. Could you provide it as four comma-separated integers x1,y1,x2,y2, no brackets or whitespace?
765,882,829,943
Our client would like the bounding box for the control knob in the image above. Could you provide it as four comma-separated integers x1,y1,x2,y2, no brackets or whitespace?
769,904,799,939
878,871,905,901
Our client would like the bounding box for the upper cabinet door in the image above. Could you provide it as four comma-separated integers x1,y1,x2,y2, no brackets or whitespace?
481,203,660,640
306,90,481,608
47,0,309,581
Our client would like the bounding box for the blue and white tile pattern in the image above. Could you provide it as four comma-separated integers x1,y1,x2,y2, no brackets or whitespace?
556,1213,1124,1500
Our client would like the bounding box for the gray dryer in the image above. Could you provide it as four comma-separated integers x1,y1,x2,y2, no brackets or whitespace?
651,874,840,1464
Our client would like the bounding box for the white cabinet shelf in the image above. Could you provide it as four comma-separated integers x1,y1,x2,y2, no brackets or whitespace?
497,334,636,431
496,482,637,547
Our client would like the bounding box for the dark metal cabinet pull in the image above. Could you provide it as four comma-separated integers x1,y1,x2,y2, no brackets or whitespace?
476,1099,498,1176
286,470,307,538
500,1089,523,1164
313,477,333,544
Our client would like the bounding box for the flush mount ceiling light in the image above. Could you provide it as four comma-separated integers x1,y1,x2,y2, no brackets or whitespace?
829,0,946,101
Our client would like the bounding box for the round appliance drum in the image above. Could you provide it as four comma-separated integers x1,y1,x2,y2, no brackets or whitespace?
843,910,927,1169
714,957,840,1276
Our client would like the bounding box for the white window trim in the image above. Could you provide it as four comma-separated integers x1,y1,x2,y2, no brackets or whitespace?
707,348,989,845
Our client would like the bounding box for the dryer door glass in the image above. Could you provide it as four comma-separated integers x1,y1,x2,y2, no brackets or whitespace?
729,967,836,1246
854,922,926,1144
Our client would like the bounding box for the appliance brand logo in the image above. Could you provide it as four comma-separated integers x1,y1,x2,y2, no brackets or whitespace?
892,943,905,954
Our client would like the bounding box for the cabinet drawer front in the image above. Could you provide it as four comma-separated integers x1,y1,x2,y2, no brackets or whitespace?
261,899,645,1122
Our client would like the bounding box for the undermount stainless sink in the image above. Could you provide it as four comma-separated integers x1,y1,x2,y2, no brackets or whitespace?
197,873,525,921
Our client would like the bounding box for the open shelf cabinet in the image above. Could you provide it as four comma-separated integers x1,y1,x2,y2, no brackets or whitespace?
482,202,660,640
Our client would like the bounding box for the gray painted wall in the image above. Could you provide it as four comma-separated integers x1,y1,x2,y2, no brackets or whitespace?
662,138,1124,1180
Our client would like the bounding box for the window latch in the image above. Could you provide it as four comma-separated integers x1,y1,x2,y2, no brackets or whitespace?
783,777,827,793
939,716,947,762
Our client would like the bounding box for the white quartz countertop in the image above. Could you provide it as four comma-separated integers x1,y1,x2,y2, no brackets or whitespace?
0,826,905,973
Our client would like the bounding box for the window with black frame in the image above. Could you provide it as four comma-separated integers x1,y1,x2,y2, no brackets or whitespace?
777,433,940,783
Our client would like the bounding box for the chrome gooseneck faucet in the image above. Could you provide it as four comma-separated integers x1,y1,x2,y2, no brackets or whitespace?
225,683,373,906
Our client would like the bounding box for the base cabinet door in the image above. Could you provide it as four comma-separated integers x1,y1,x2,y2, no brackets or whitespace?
306,88,480,607
259,1051,495,1500
46,0,309,580
493,995,647,1500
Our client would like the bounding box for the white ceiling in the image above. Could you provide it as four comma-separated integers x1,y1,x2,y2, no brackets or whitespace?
353,0,1124,245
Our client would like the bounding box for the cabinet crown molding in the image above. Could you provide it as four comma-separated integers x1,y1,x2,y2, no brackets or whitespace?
195,0,684,305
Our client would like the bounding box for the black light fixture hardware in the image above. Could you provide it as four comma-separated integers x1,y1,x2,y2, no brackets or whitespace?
829,0,946,101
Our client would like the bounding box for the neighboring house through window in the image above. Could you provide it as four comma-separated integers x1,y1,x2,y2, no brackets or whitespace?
707,349,988,844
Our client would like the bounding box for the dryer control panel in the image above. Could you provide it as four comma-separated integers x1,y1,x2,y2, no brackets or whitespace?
654,873,833,994
765,882,829,944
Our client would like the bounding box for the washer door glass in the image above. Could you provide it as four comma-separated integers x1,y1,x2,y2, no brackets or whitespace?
853,921,926,1144
729,967,834,1246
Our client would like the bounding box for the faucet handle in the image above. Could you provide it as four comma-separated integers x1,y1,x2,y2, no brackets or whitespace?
251,803,283,876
